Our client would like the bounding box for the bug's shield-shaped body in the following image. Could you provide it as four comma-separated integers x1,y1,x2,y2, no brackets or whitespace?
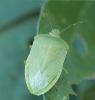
25,33,69,96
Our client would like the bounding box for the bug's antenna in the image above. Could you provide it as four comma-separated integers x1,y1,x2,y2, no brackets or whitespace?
42,10,87,34
60,20,87,33
43,11,59,32
47,16,58,31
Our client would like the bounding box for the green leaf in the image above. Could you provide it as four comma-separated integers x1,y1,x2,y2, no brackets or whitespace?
38,0,95,100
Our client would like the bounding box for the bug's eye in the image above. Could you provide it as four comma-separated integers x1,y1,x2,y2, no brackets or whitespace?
25,33,69,96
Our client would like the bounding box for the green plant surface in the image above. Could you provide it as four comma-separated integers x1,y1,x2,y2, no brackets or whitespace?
38,0,95,100
0,0,44,100
74,80,95,100
0,0,42,27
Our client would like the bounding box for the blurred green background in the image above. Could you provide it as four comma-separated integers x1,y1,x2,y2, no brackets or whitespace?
0,0,43,100
0,0,95,100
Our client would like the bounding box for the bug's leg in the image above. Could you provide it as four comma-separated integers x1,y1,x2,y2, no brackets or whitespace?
63,67,69,74
43,95,46,100
28,38,34,48
54,85,58,92
24,60,26,64
29,45,32,49
27,37,34,48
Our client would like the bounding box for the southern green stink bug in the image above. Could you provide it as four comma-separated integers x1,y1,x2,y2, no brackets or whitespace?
25,29,69,96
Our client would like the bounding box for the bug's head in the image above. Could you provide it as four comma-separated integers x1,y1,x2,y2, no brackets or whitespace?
49,29,61,38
